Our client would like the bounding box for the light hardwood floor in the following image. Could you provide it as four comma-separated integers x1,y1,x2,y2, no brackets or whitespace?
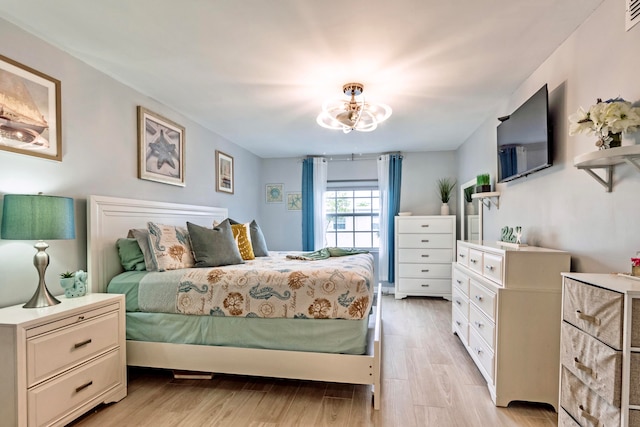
70,295,558,426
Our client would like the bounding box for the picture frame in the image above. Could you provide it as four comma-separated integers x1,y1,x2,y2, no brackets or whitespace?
265,183,284,203
215,150,234,194
137,106,185,186
286,192,302,211
0,54,62,161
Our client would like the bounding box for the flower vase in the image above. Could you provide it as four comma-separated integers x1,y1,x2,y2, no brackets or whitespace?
609,133,622,148
440,203,450,216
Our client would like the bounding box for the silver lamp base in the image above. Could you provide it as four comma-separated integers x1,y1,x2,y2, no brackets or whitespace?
23,241,61,308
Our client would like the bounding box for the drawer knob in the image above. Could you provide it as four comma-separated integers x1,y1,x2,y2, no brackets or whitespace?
475,295,484,302
455,320,461,326
421,284,430,287
485,265,494,271
573,357,594,377
458,254,465,258
474,321,483,328
456,280,462,284
74,338,92,349
77,315,85,321
475,347,483,355
75,380,93,393
455,300,462,306
575,310,601,326
578,405,600,425
470,259,477,264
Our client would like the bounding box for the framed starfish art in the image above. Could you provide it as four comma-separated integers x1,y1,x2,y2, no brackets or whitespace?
137,106,185,186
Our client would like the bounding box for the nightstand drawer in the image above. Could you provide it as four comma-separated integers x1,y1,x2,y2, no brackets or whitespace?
470,280,496,321
397,248,452,263
27,311,120,387
563,278,624,350
398,263,451,278
397,278,450,294
397,234,454,249
28,349,122,427
397,217,453,234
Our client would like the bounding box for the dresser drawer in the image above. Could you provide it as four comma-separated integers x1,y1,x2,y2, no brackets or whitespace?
452,267,470,297
397,234,453,249
470,304,495,350
398,263,451,278
452,288,469,318
563,278,624,350
560,322,622,406
456,245,469,267
468,249,483,275
470,280,496,321
558,408,581,427
452,306,468,345
27,311,120,387
469,328,495,381
397,248,452,263
28,348,122,427
561,367,620,427
482,253,503,285
397,278,450,294
397,217,453,234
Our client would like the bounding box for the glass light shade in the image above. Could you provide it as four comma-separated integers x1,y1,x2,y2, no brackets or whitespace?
1,194,75,240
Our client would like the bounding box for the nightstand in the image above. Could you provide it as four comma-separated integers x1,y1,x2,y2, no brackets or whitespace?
0,293,127,427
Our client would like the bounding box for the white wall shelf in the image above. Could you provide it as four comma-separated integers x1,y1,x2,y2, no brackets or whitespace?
573,145,640,192
472,191,501,209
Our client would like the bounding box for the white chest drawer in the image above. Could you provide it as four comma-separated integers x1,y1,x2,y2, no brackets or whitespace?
27,310,120,387
470,304,495,350
452,305,469,345
397,233,454,249
397,278,451,294
469,327,495,381
470,280,496,321
482,253,504,285
456,245,470,267
397,217,454,234
452,288,469,318
397,248,452,263
452,268,470,297
468,249,483,275
398,263,452,278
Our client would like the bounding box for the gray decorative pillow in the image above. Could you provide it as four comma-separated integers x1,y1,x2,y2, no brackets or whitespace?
249,220,269,257
128,229,157,271
187,220,243,267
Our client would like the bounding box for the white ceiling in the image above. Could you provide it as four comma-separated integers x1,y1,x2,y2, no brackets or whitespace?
0,0,603,158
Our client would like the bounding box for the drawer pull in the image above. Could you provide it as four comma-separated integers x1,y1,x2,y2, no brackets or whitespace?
475,347,483,355
458,254,465,258
421,239,430,243
421,224,430,228
421,284,430,287
77,315,85,321
474,321,483,328
485,265,494,271
456,279,462,284
455,299,462,306
421,269,430,273
475,295,484,302
74,338,92,349
421,254,430,258
573,357,594,377
455,320,461,326
575,310,601,326
75,381,93,393
470,259,478,264
578,405,599,425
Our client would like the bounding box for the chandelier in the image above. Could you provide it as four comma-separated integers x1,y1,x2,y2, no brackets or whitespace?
316,83,392,133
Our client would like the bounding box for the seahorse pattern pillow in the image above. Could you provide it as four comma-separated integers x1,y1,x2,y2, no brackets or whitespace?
147,222,195,271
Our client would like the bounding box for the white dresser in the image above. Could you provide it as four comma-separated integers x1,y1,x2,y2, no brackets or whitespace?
452,240,570,409
0,293,127,427
394,215,455,300
559,273,640,427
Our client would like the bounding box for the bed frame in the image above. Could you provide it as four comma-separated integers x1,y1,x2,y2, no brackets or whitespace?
87,195,382,409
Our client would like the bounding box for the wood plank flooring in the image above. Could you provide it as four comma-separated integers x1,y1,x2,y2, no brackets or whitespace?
69,295,558,426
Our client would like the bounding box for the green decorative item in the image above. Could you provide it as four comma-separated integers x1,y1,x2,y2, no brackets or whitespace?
60,270,88,298
476,174,491,193
499,226,525,247
464,186,473,203
436,178,456,203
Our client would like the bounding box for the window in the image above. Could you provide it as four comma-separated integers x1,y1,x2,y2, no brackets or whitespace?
325,186,379,249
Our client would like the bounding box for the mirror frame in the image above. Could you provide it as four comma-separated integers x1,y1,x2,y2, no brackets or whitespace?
460,178,482,242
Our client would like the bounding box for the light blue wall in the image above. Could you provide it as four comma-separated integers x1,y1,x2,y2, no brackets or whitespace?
0,19,261,307
457,0,640,274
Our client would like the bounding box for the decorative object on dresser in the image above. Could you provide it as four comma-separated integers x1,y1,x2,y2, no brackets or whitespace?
60,270,88,298
1,193,76,308
632,256,640,277
394,215,455,300
559,273,640,426
497,225,526,248
476,173,491,193
0,293,127,427
569,97,640,150
436,177,456,216
452,240,570,409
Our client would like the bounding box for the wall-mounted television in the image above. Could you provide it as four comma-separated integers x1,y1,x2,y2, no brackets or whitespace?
497,84,552,183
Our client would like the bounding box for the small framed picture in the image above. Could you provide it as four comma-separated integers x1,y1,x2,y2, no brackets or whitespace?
266,183,284,203
287,192,302,211
137,106,185,186
215,150,234,194
0,54,62,161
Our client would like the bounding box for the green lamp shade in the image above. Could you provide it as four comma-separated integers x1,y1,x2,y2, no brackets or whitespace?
1,194,75,240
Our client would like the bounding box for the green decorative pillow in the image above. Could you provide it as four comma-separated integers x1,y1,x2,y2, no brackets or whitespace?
128,229,158,271
147,222,195,271
116,238,146,271
187,221,243,267
249,220,269,257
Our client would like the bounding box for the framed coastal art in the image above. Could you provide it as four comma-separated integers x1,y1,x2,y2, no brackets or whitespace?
137,106,185,186
215,150,234,194
0,54,62,161
265,183,284,203
287,192,302,210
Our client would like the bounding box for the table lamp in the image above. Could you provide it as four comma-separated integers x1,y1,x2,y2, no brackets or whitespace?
1,194,76,308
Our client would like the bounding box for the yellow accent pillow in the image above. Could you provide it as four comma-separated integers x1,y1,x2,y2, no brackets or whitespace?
231,223,255,260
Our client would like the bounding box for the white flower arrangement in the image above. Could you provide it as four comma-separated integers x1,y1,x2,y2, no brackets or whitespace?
569,97,640,149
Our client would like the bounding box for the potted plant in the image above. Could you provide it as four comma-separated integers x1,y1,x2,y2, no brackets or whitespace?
60,271,75,288
437,178,456,215
464,186,475,215
476,174,491,193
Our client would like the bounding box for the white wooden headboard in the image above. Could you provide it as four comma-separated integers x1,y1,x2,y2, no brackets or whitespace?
87,195,228,293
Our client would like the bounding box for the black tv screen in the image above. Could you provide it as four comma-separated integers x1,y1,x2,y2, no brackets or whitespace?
497,84,552,183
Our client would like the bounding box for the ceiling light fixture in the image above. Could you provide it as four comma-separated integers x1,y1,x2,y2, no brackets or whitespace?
316,83,392,133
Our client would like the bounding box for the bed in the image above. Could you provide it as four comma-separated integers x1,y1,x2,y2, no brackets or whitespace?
87,195,382,409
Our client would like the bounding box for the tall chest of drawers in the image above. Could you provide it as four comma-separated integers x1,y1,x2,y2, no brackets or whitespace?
452,241,570,409
559,273,640,427
0,293,127,427
394,215,455,299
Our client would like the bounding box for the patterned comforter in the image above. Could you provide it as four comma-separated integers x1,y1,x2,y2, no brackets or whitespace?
138,251,375,320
